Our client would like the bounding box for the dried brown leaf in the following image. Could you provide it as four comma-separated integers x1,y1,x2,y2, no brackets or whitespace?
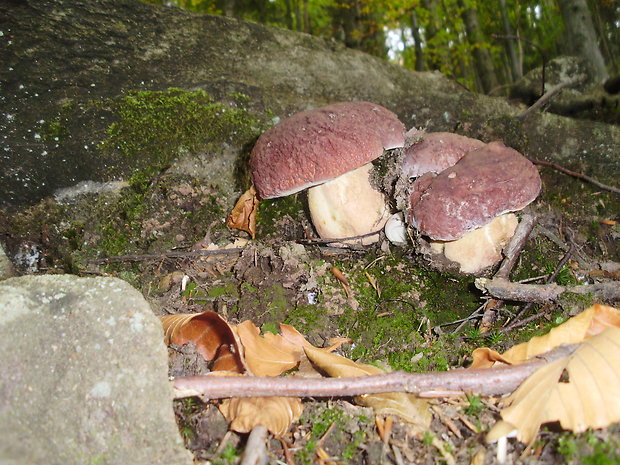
161,311,246,373
226,186,258,239
487,326,620,444
235,321,300,376
304,346,432,432
219,396,303,438
471,304,620,368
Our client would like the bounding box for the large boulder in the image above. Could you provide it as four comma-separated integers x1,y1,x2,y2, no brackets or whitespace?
0,275,192,465
1,0,618,210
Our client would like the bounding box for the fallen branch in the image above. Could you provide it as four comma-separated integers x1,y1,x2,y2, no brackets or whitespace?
475,278,620,303
172,344,576,399
532,159,620,194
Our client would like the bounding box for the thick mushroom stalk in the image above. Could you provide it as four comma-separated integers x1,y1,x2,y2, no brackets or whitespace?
307,163,390,245
430,213,518,274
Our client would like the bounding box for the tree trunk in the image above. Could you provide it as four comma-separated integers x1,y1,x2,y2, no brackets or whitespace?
458,0,499,93
499,0,521,81
409,10,425,71
557,0,608,83
217,0,235,17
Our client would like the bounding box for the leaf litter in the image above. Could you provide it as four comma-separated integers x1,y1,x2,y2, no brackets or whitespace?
162,273,620,464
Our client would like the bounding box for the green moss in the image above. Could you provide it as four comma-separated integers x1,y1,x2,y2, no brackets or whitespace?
39,102,75,142
296,407,369,465
285,302,329,335
98,88,263,179
256,194,307,238
213,442,241,465
319,252,479,371
206,283,238,299
557,429,620,465
237,282,290,324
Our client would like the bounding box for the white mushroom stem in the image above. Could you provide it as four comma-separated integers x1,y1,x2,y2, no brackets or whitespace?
307,163,390,245
431,213,519,274
384,212,408,246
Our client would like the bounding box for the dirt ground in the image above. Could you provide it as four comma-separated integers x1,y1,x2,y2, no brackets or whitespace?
1,163,619,465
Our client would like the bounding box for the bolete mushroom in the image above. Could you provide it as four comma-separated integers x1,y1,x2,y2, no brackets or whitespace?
407,141,541,274
250,102,405,244
401,131,485,179
386,131,486,246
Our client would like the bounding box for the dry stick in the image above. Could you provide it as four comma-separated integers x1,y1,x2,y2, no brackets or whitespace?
478,214,538,331
475,279,620,304
85,248,244,264
495,214,539,280
532,159,620,195
173,344,576,399
297,229,382,247
516,78,582,120
502,243,574,330
240,425,269,465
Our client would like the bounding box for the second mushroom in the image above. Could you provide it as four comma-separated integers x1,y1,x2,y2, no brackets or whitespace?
399,134,542,275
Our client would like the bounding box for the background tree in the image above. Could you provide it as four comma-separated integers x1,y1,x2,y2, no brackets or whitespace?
557,0,608,83
142,0,618,93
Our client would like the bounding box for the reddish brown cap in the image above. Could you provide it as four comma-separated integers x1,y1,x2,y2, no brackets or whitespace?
250,102,405,199
402,132,485,178
409,142,541,240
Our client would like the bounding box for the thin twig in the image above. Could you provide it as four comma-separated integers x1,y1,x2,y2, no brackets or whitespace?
532,159,620,194
297,229,381,247
495,214,538,280
479,214,538,332
517,78,582,120
85,248,244,264
172,344,577,399
501,311,549,333
503,244,574,330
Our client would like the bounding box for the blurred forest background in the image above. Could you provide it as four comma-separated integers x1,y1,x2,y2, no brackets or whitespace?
143,0,619,95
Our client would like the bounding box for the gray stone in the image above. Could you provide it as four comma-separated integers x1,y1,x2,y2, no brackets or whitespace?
0,275,192,465
0,243,15,280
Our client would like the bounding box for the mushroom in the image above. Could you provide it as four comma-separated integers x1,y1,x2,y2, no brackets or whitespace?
386,131,486,245
401,131,485,179
250,102,405,244
407,141,541,274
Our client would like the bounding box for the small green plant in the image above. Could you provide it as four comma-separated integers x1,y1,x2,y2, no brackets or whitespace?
213,442,240,465
485,331,504,347
464,394,484,417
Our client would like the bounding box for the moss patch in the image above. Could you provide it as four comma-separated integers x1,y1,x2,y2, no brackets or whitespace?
98,88,264,179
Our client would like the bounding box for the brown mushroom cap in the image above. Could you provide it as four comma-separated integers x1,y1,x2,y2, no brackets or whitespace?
409,142,541,241
402,132,485,178
250,102,405,199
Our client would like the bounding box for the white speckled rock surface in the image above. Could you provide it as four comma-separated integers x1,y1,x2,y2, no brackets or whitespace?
0,275,192,465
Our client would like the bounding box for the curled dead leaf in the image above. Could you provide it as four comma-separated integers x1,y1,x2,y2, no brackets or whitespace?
235,321,301,376
487,326,620,444
304,345,432,433
161,311,246,373
226,186,258,239
471,304,620,368
219,396,303,438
